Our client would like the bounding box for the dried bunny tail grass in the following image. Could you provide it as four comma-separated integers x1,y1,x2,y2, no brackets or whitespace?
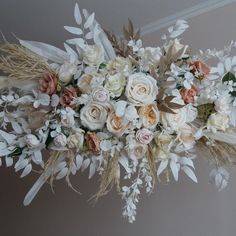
0,43,55,81
90,153,120,204
197,137,236,167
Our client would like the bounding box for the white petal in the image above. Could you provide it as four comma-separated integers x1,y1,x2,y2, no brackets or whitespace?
81,158,90,171
64,26,83,35
74,3,82,25
182,166,197,183
170,160,179,181
56,167,68,180
157,159,168,176
21,164,32,178
84,13,95,29
76,154,84,170
89,162,96,179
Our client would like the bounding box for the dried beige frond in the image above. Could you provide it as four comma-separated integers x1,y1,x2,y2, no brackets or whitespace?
91,153,120,204
104,19,141,58
147,144,157,187
197,137,236,167
0,43,55,81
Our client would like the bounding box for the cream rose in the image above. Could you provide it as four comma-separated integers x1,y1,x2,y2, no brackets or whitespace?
83,45,104,66
161,102,187,131
67,128,84,149
138,104,160,129
54,134,67,147
106,111,130,137
154,132,173,160
207,113,229,132
104,73,126,98
80,102,108,130
58,62,77,84
92,87,110,103
77,74,104,94
179,124,195,148
107,57,132,74
136,128,153,144
127,141,148,159
164,39,188,58
125,73,158,106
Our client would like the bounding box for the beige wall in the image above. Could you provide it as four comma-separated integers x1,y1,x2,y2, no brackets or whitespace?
1,2,236,236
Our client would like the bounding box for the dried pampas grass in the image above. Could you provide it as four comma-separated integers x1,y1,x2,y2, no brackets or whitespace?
197,137,236,167
91,153,120,204
0,43,55,82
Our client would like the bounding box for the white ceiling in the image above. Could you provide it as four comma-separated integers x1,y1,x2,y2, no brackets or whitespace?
0,0,235,47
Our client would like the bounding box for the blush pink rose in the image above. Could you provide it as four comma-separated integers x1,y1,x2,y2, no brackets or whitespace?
60,86,78,108
136,128,153,145
192,60,210,80
39,74,58,95
180,85,198,104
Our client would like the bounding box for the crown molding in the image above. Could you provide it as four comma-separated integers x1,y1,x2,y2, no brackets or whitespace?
141,0,236,35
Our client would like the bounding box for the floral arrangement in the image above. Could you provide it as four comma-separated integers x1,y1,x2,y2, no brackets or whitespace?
1,3,236,223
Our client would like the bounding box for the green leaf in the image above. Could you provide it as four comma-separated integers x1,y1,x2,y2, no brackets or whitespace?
9,147,22,157
222,72,236,83
99,63,107,69
197,103,216,122
222,72,236,97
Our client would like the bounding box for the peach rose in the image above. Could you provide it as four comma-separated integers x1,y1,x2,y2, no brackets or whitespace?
39,74,58,95
180,85,198,104
138,104,160,129
60,86,78,107
85,132,100,155
106,112,130,137
192,60,210,80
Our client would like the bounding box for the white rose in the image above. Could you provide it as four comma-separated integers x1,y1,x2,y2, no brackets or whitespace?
207,113,229,132
106,111,130,137
54,134,67,147
161,101,187,131
92,87,110,103
59,62,77,84
125,73,158,106
80,102,108,130
136,128,153,144
60,107,75,128
138,104,160,129
107,57,132,74
104,73,126,98
25,134,40,148
139,47,162,67
67,128,84,149
83,45,104,66
164,39,188,58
